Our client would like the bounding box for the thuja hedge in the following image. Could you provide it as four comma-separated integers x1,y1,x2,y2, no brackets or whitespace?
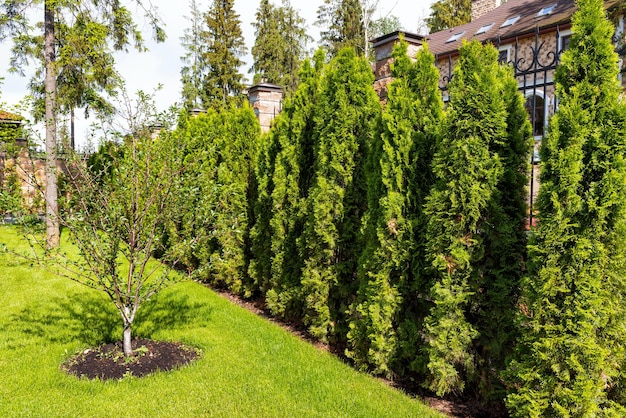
124,2,626,410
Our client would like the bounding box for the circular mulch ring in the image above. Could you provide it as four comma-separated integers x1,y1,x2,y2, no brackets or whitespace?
62,338,201,380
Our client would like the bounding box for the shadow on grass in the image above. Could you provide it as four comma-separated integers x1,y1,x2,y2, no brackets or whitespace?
6,287,214,347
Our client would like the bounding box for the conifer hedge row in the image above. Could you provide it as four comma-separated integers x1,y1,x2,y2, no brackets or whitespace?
157,0,626,411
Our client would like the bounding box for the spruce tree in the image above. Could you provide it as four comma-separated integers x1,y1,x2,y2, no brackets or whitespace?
346,40,443,377
180,0,209,109
422,40,531,397
506,0,626,415
425,0,471,33
202,0,246,108
250,0,310,94
299,47,380,342
317,0,365,56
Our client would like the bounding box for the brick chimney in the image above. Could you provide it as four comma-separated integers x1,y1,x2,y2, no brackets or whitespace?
471,0,502,21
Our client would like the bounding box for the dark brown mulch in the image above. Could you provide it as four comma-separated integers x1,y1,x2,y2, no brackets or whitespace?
62,338,200,380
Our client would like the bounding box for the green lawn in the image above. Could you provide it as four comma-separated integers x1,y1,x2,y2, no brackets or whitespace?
0,226,443,417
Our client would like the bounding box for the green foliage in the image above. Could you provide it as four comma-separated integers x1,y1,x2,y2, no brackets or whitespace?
166,106,260,296
346,40,443,377
202,0,247,108
317,0,366,57
250,0,310,94
369,15,403,38
0,164,26,215
425,0,471,33
249,51,325,319
506,0,626,415
423,40,531,398
180,0,209,109
299,47,380,342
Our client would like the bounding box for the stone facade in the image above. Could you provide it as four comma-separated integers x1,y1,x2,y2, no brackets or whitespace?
371,31,425,101
471,0,502,21
247,83,283,133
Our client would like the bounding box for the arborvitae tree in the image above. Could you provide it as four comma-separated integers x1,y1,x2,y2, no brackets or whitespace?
166,106,260,295
250,0,310,94
317,0,365,56
346,40,443,377
425,0,471,33
181,0,209,109
506,0,626,415
249,51,325,317
422,40,531,397
299,47,380,342
202,0,246,108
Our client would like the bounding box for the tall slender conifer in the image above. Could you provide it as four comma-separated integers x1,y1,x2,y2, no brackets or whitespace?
299,47,380,342
346,40,443,376
506,0,626,414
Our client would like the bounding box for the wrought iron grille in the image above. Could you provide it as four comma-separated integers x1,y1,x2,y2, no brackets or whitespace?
436,25,567,226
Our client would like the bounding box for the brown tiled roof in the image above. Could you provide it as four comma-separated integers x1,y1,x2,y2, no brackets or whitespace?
425,0,621,57
0,110,23,122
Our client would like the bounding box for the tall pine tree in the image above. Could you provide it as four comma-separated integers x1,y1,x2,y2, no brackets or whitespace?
180,0,208,109
346,39,443,377
506,0,626,415
316,0,365,56
250,0,310,94
202,0,246,108
1,0,164,247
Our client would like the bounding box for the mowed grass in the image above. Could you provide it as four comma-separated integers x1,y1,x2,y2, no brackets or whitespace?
0,226,443,417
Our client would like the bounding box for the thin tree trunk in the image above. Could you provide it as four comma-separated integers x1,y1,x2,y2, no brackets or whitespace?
123,306,134,356
44,0,59,248
123,320,133,356
70,107,75,150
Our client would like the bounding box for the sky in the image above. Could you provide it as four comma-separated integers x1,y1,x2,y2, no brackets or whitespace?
0,0,435,148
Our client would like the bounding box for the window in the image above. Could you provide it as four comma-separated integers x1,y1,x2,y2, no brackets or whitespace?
498,47,510,64
446,31,465,43
559,30,572,53
525,95,545,137
500,15,520,28
476,23,494,35
537,4,557,17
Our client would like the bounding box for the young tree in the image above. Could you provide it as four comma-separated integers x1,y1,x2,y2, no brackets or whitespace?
506,0,626,415
346,39,443,377
299,47,380,342
250,0,310,94
202,0,246,108
50,90,182,357
181,0,209,109
317,0,365,56
425,0,471,33
0,0,165,248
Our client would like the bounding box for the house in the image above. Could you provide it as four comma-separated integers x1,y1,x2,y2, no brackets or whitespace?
371,0,626,219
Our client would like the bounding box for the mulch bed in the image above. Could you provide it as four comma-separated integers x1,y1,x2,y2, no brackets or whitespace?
62,338,200,380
